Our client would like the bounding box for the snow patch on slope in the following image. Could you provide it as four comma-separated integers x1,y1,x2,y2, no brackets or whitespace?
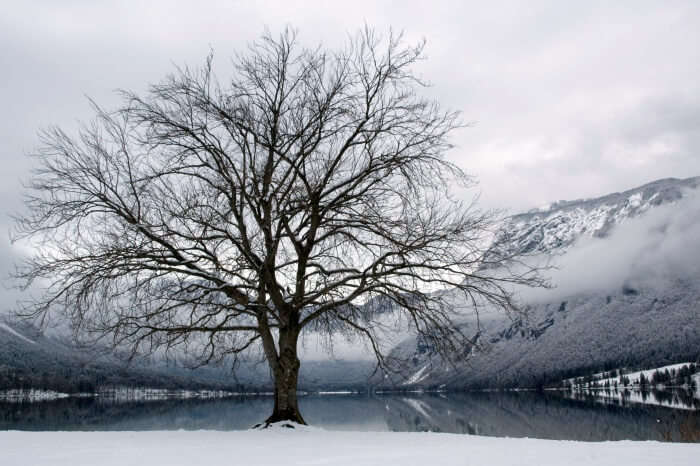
403,364,431,386
0,323,35,345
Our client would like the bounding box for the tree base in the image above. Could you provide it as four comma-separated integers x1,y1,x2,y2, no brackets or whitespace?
253,408,307,429
264,410,307,426
252,421,301,430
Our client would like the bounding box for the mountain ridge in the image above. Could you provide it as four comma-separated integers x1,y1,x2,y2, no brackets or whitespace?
495,175,700,256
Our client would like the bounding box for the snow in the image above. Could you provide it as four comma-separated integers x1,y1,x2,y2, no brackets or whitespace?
1,430,697,466
403,363,430,385
567,362,697,387
628,193,643,208
608,363,695,386
0,323,36,345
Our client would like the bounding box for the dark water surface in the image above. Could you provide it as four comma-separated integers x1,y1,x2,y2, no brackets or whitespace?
1,391,698,442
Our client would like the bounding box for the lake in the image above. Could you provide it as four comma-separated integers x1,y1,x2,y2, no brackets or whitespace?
1,390,698,442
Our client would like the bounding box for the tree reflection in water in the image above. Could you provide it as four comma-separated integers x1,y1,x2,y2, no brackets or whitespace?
0,391,697,442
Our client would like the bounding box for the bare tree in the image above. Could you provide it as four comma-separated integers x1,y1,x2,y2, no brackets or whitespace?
14,28,541,425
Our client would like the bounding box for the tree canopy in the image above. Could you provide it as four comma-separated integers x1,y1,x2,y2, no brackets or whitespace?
14,28,541,424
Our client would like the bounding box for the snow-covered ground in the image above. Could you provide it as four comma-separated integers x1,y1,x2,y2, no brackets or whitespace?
565,362,698,388
1,429,697,466
595,363,696,387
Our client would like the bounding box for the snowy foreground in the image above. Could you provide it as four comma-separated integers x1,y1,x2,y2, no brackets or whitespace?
2,425,698,466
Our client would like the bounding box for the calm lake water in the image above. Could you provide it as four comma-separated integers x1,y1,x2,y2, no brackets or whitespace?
1,390,698,442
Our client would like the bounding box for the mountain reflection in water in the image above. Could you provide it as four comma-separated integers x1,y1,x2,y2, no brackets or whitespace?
0,390,697,442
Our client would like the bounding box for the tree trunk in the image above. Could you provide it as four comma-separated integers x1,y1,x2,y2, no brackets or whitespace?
264,327,306,425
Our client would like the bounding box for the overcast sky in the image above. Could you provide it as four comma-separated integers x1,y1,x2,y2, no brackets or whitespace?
2,1,700,310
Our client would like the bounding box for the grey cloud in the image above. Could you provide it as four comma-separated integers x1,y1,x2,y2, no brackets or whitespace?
492,93,700,211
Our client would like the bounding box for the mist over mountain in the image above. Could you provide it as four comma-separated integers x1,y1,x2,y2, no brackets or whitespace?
518,177,700,302
391,176,700,389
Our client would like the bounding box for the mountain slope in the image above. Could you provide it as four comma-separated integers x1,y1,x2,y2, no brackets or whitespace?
0,318,377,392
424,279,699,389
394,176,700,389
0,318,256,392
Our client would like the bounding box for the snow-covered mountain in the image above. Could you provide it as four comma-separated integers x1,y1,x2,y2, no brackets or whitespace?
393,176,700,389
494,176,700,255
